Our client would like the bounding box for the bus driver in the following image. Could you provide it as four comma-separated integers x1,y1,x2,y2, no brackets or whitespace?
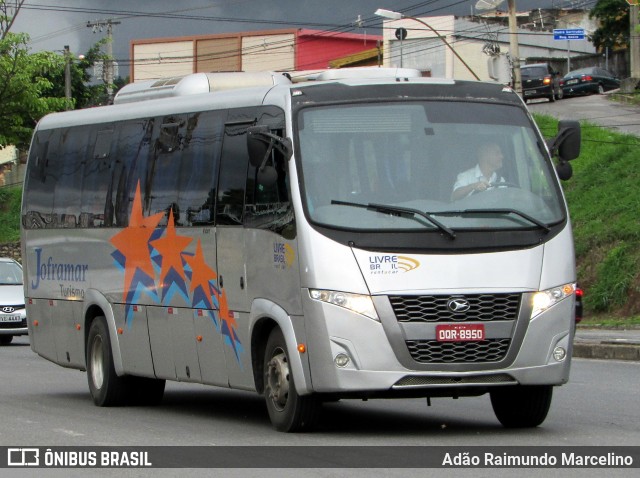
451,142,505,201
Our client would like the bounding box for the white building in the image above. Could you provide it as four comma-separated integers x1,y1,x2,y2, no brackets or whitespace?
379,15,596,81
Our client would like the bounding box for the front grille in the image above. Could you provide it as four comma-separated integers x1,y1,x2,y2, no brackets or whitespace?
406,339,511,363
394,373,516,387
390,294,521,323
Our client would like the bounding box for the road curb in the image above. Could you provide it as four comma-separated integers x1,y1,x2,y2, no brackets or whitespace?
573,342,640,361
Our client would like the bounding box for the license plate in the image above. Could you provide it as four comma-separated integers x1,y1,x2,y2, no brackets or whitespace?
566,79,578,85
524,89,536,96
0,315,21,322
436,324,485,342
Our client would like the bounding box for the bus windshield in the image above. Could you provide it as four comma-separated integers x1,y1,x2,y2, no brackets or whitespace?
296,101,565,232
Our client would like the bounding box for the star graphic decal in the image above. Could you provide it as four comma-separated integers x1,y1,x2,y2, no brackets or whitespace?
110,182,164,321
150,210,192,302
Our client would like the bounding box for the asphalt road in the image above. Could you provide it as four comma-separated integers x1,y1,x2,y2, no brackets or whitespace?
1,336,638,477
1,336,638,445
527,93,640,137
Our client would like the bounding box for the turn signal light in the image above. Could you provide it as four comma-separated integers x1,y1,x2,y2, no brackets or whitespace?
297,343,306,354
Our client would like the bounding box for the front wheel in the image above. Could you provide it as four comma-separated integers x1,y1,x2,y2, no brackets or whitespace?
263,328,320,432
490,385,553,428
0,335,13,345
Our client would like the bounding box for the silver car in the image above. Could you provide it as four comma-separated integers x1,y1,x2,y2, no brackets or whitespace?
0,258,27,345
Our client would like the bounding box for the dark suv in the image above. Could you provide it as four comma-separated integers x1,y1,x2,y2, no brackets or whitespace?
520,63,563,102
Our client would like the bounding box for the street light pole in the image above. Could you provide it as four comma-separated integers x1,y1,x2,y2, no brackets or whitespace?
64,45,72,109
375,8,480,80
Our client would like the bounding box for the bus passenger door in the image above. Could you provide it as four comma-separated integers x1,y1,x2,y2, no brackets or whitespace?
214,119,253,386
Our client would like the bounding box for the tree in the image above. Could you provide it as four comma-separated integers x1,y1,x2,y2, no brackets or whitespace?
0,33,68,148
0,0,25,40
589,0,630,51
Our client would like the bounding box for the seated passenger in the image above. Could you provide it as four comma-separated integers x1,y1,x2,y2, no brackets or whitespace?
451,142,505,200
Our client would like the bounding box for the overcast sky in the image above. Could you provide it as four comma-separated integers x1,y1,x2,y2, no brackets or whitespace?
12,0,593,77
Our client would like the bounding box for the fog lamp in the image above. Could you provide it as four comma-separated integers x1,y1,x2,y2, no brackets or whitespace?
553,346,567,362
334,353,350,367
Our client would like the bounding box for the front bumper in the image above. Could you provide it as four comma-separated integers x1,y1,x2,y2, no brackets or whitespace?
302,292,573,395
0,311,28,336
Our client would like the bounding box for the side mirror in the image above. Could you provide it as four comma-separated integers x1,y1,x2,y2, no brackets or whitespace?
557,120,581,162
556,161,573,181
548,120,581,161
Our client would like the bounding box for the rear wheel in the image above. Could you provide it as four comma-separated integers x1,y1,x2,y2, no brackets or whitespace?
263,328,320,432
490,385,553,428
86,316,129,406
555,87,564,100
0,335,13,345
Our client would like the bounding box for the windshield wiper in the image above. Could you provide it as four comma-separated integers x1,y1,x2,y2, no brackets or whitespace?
331,200,456,239
435,208,551,233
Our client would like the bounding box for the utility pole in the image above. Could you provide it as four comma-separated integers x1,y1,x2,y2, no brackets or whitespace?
631,3,640,79
87,19,121,103
508,0,522,96
64,45,72,109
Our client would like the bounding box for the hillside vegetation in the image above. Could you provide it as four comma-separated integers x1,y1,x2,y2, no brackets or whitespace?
1,116,639,318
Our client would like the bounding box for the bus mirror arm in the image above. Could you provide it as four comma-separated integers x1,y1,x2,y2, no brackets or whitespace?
247,126,293,168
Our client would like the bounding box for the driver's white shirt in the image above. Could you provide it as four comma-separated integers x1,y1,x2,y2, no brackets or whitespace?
453,165,504,197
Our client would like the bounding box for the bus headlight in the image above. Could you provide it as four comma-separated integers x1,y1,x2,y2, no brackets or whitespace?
531,283,575,319
309,289,379,321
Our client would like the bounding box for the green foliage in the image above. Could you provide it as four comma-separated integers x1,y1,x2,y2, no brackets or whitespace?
589,244,636,311
0,186,21,242
589,0,630,50
0,32,68,148
534,113,640,315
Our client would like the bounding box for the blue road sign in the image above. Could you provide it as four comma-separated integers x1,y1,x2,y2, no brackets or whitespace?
553,28,585,40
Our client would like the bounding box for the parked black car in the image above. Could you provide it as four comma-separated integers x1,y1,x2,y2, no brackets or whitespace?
562,67,620,97
520,63,563,102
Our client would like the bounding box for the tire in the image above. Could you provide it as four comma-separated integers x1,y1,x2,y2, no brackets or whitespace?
0,335,13,345
556,88,564,100
86,316,129,406
263,328,320,432
490,385,553,428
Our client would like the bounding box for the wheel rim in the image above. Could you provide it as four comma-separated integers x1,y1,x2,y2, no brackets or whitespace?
90,335,105,389
266,347,290,411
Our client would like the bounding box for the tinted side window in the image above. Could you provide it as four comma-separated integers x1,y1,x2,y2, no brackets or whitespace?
176,111,224,226
52,126,90,227
81,127,115,227
243,107,294,238
23,129,59,229
114,119,154,226
216,121,251,226
145,115,188,224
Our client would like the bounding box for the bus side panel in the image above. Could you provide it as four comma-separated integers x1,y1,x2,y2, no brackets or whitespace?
194,309,229,387
26,298,58,363
147,305,178,381
51,300,85,369
112,304,156,378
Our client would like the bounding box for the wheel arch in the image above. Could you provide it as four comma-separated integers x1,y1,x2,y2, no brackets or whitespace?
82,289,124,375
249,298,313,396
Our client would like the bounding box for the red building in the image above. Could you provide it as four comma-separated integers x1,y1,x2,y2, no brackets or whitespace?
130,29,381,82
